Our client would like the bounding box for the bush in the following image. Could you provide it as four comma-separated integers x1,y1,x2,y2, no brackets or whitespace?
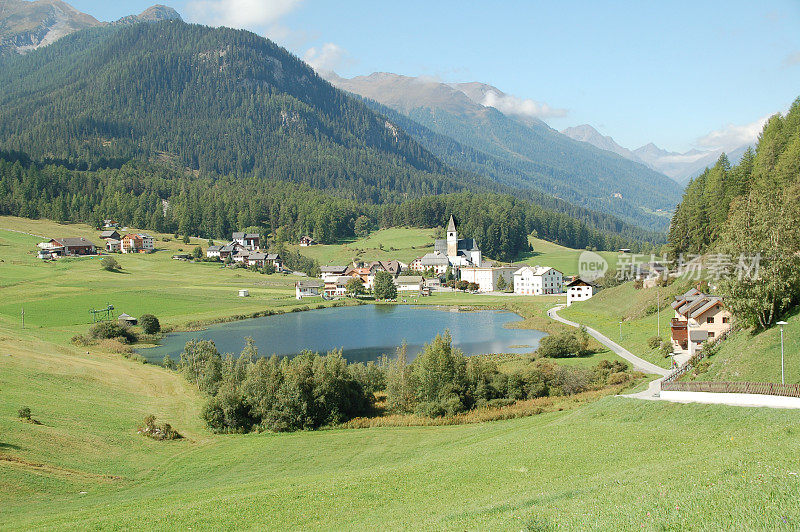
100,256,121,271
608,372,630,385
139,314,160,334
89,321,138,343
17,406,31,420
647,336,662,350
140,414,182,440
536,330,590,358
162,354,176,370
192,246,203,259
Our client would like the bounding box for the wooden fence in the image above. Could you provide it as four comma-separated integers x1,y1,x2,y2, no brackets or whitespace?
661,380,800,398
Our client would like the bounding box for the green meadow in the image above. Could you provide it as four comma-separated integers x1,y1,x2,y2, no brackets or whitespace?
519,237,620,276
290,227,437,266
2,216,800,529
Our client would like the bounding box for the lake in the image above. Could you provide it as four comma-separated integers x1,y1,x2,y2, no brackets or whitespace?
141,304,547,364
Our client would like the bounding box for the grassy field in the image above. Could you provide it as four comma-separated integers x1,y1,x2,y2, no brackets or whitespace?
4,216,800,529
518,237,620,276
291,227,437,266
0,216,322,344
2,335,800,529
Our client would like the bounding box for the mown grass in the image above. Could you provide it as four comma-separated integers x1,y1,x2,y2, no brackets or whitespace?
291,226,437,265
0,216,317,344
517,237,620,276
2,334,800,530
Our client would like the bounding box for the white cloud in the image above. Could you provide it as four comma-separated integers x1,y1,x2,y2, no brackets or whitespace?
303,43,352,74
480,90,567,120
186,0,303,30
695,115,770,152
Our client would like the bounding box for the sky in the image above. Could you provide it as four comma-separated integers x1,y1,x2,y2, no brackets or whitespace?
68,0,800,153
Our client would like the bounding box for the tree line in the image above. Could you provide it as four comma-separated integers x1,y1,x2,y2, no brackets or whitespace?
175,333,632,432
0,154,653,262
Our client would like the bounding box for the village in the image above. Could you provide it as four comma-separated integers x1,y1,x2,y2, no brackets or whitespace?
28,215,733,365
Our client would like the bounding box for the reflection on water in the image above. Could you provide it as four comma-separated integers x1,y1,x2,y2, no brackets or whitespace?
140,305,547,364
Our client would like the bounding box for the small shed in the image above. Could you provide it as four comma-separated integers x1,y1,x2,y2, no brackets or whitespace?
238,289,250,297
118,313,137,325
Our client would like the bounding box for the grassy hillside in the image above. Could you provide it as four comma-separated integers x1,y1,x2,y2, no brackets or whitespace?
559,279,696,369
292,227,436,265
3,334,800,529
520,237,620,276
688,306,800,384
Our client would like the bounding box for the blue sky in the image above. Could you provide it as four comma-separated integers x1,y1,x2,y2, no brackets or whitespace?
69,0,800,153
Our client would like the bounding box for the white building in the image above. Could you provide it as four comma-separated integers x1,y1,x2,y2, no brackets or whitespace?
320,265,348,283
232,232,260,250
105,239,121,253
433,215,482,268
566,278,595,306
513,266,563,295
410,252,450,275
395,275,424,294
460,266,516,293
295,280,323,299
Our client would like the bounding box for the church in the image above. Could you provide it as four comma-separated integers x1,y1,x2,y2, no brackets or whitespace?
434,215,482,268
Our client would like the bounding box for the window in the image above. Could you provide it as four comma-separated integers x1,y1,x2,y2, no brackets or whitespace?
706,317,714,324
708,332,715,338
722,317,729,324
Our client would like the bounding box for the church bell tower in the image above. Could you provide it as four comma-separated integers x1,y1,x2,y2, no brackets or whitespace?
446,215,458,257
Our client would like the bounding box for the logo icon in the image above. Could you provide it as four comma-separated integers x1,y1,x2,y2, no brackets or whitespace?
578,251,608,281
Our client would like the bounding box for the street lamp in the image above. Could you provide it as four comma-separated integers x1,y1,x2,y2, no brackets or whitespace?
777,321,788,385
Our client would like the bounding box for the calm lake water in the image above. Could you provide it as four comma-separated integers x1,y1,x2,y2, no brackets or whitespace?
141,305,547,364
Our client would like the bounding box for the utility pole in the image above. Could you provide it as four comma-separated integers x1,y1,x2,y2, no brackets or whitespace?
777,321,788,385
657,282,660,338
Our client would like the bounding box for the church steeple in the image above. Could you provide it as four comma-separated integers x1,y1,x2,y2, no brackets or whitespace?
446,215,458,257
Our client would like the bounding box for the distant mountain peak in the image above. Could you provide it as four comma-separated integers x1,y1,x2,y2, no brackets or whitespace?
1,1,182,54
561,124,643,164
114,5,182,25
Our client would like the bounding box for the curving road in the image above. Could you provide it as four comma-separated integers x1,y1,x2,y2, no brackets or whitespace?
547,305,670,377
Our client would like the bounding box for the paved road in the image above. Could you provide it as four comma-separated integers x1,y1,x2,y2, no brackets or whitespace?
547,305,670,377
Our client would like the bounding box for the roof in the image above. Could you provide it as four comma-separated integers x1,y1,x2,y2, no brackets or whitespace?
329,276,351,284
689,329,709,342
447,215,457,232
207,245,221,252
297,280,323,288
566,277,594,287
420,252,449,265
232,232,259,239
514,265,561,276
265,253,280,260
248,252,268,260
106,239,120,244
689,297,722,319
100,230,119,238
118,313,136,321
53,237,95,247
321,265,347,273
434,237,479,254
396,275,423,284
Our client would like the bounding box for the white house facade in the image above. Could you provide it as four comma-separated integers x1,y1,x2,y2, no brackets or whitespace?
566,278,595,306
514,266,563,295
460,266,516,293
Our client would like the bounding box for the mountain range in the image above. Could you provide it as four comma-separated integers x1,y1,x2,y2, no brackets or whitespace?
560,123,751,183
0,0,180,55
328,72,682,230
0,1,677,240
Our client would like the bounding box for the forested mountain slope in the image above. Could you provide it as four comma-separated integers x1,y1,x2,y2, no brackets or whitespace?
0,21,473,203
330,72,682,230
668,97,800,328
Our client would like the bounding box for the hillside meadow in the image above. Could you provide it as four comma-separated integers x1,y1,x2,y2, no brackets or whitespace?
2,333,800,529
3,216,800,529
